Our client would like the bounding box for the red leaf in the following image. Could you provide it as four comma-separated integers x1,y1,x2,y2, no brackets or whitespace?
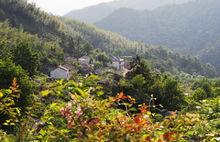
134,115,142,124
113,91,129,101
163,131,177,142
139,104,148,114
86,118,100,126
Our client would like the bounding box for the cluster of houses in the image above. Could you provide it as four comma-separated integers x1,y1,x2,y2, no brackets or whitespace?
50,56,132,80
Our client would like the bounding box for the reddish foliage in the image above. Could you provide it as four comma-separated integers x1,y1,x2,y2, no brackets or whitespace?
10,78,20,96
113,91,129,102
139,104,148,114
60,107,74,129
145,136,152,142
133,115,148,132
86,118,100,127
75,105,83,118
133,115,143,124
163,131,177,142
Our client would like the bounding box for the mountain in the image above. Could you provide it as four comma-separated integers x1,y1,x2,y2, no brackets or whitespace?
0,0,218,77
64,0,191,23
0,0,136,56
96,0,220,67
107,0,191,10
65,3,116,24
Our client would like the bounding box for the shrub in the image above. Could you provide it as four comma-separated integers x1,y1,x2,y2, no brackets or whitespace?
0,78,21,133
0,59,34,110
193,88,208,101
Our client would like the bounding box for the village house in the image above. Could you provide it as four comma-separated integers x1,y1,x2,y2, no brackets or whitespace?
110,56,125,70
78,56,90,65
50,65,70,80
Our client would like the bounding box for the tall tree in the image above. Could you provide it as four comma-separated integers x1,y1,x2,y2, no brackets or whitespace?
13,41,39,76
65,36,92,61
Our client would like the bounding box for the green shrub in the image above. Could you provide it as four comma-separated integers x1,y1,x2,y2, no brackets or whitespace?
0,59,34,110
193,88,208,101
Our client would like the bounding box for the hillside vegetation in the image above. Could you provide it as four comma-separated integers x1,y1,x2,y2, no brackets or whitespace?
0,0,217,77
96,0,220,67
0,58,219,141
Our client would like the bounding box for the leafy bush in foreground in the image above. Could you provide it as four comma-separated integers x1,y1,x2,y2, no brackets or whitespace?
25,80,210,141
0,78,219,141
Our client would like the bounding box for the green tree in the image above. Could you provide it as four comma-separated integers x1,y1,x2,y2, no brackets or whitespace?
95,52,110,66
0,36,12,60
193,80,212,98
193,88,208,101
65,36,92,61
13,41,39,76
161,77,184,110
91,50,110,67
118,58,184,110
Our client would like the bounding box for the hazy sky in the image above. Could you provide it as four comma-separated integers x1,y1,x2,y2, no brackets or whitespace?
28,0,114,16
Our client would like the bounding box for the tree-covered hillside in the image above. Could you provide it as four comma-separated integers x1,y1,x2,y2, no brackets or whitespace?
0,0,218,77
96,0,220,67
0,21,63,74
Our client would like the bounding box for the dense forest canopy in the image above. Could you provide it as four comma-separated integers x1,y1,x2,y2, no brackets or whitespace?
0,21,63,74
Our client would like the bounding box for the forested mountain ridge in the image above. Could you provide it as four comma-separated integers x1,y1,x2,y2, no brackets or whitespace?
0,0,218,77
0,0,149,58
0,0,79,48
96,0,220,67
64,0,191,23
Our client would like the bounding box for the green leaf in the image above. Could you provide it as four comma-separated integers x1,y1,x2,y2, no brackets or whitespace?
56,80,63,85
97,91,104,96
75,87,89,98
5,89,12,94
39,129,47,136
41,90,51,97
0,92,3,98
10,123,15,125
3,122,9,126
15,108,21,114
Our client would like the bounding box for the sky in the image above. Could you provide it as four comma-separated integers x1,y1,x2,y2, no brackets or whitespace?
28,0,114,16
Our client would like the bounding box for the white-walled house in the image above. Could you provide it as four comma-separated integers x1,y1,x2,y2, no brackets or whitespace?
50,66,70,80
110,56,125,70
78,56,90,65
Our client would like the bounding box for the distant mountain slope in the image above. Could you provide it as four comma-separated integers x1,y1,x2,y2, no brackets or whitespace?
107,0,191,10
96,0,220,66
65,3,116,24
64,0,191,23
199,39,220,67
